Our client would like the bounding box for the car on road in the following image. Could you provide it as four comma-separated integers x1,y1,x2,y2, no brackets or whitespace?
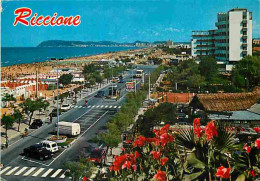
40,140,59,153
61,104,72,111
24,144,52,160
118,78,124,83
88,148,107,165
29,119,43,129
95,90,105,98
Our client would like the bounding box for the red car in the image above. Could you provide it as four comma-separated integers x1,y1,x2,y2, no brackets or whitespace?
88,148,107,164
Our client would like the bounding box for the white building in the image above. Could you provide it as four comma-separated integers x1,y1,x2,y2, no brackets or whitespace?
191,8,252,71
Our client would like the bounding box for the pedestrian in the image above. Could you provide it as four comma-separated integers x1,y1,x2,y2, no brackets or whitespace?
5,136,9,148
50,114,53,123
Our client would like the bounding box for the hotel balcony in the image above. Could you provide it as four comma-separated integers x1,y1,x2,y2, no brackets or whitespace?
242,49,247,54
215,21,226,26
242,26,248,30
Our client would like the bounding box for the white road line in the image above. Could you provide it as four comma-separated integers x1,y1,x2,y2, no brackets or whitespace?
41,168,53,177
5,167,19,175
78,106,82,108
74,106,78,108
100,105,104,108
92,105,96,108
83,106,86,108
96,105,100,108
14,167,28,176
59,172,66,178
114,106,117,108
32,168,45,177
118,106,121,108
87,106,91,108
0,167,11,174
23,167,36,176
105,105,108,108
109,106,112,108
50,169,62,178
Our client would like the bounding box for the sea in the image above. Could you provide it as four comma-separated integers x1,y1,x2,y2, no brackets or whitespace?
1,46,138,67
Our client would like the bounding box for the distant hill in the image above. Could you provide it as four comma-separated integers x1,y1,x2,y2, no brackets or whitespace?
37,40,138,47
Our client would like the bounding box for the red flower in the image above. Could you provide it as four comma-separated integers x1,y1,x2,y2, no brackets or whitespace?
122,148,125,152
215,166,231,179
134,151,141,158
122,161,131,170
160,133,174,146
150,151,161,160
160,157,169,166
205,121,218,140
154,170,167,181
132,164,137,171
126,139,132,144
255,138,260,149
193,118,203,138
250,170,256,177
253,127,260,133
133,135,146,148
243,143,251,153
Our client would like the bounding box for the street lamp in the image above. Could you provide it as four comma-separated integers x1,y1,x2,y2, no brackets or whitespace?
56,67,60,139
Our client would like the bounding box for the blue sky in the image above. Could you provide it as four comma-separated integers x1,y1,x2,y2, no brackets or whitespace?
2,0,260,47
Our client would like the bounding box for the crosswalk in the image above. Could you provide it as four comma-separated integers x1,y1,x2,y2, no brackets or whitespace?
71,105,121,109
0,166,67,179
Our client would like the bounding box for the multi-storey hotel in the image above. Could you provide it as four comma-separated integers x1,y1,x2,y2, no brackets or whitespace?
191,8,252,71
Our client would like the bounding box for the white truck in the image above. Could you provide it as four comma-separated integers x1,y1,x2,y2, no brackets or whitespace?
55,122,81,136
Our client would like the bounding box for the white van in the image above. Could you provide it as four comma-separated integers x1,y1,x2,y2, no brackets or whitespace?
40,141,59,153
55,122,81,136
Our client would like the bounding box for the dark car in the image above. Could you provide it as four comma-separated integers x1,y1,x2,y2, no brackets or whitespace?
88,148,107,165
118,79,124,83
95,91,105,98
29,119,43,129
24,144,52,160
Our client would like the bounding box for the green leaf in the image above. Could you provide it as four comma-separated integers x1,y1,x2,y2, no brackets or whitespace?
187,152,206,169
236,174,246,181
184,170,205,181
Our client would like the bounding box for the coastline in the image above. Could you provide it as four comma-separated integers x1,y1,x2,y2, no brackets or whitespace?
1,46,143,80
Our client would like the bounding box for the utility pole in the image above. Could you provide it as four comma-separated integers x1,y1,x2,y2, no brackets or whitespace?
148,72,151,100
35,69,38,98
112,68,113,97
56,67,60,139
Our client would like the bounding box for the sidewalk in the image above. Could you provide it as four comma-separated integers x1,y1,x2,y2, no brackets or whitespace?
0,80,112,147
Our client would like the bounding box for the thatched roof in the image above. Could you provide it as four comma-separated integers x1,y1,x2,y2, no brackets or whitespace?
195,88,260,112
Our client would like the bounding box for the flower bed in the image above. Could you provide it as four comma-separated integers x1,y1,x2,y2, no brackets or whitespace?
49,135,67,143
57,138,75,147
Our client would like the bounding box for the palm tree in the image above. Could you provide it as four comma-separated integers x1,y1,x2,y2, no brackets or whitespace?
13,109,24,132
1,114,15,141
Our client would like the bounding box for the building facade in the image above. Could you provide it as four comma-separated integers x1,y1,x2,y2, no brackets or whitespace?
191,8,252,71
253,39,260,45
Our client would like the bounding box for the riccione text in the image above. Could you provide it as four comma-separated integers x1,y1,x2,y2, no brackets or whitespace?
13,7,81,26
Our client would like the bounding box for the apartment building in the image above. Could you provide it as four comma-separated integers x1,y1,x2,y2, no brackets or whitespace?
191,8,252,71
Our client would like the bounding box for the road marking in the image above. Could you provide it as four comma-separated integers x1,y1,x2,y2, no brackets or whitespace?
74,106,78,108
59,172,66,178
23,167,36,176
92,105,96,108
21,156,49,166
78,106,82,108
118,106,121,108
87,106,91,108
96,105,100,108
41,168,53,177
109,106,112,108
50,169,62,178
5,167,19,175
0,166,11,174
32,168,45,177
100,105,104,108
114,106,117,108
14,167,28,175
83,106,86,108
105,105,108,108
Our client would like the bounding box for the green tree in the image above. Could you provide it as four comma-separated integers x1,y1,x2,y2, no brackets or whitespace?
1,114,15,139
186,74,205,88
19,98,45,125
2,93,16,107
100,131,121,155
199,56,218,82
83,64,97,74
92,72,103,87
64,159,94,181
59,73,73,87
13,109,24,132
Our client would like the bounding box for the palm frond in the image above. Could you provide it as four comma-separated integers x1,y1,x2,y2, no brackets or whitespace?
175,129,195,150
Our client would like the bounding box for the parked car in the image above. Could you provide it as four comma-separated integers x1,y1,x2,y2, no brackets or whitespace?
24,144,52,160
29,119,43,129
61,104,71,112
95,91,105,98
40,140,59,153
118,79,124,83
88,148,107,164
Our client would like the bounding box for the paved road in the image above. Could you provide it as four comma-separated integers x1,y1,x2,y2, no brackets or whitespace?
0,65,157,181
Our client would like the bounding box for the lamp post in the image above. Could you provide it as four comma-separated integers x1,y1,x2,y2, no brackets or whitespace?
56,67,60,139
